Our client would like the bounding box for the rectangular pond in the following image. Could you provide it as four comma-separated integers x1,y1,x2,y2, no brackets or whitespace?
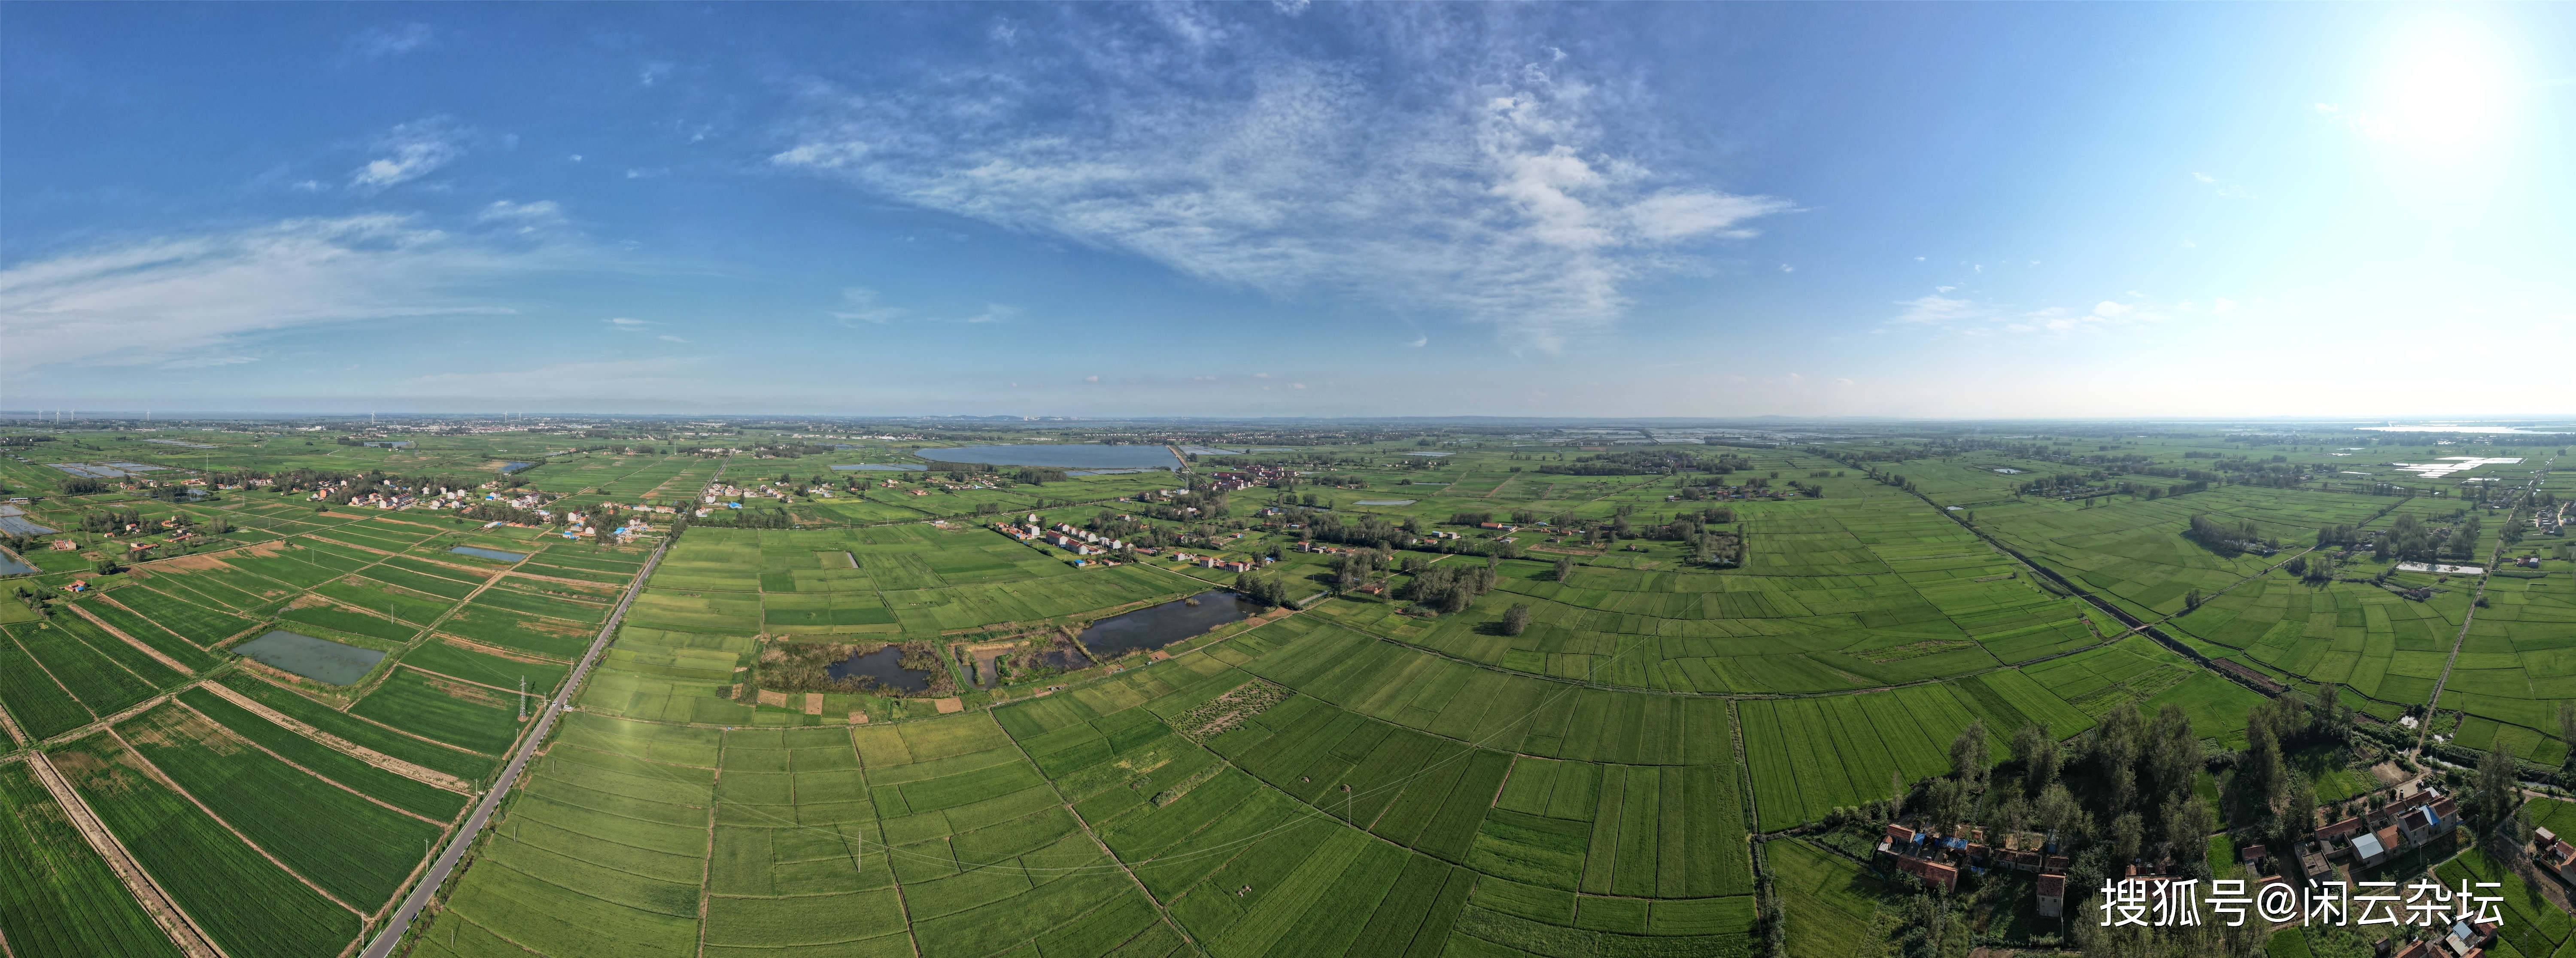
450,546,530,563
1077,590,1260,659
0,553,36,576
233,630,386,686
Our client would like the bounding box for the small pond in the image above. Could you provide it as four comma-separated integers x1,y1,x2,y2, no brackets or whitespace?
234,630,386,685
917,444,1182,470
827,645,935,693
499,461,537,474
1354,499,1417,506
450,546,530,563
1077,590,1259,659
0,554,36,576
831,463,927,471
1404,451,1452,457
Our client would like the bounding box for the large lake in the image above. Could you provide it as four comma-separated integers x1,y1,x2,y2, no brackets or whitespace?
917,444,1181,470
234,630,386,685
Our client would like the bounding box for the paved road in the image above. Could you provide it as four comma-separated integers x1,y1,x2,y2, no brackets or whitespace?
360,536,671,958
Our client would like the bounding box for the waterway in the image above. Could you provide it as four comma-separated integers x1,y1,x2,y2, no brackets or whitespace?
827,645,935,693
450,546,529,563
1076,590,1259,659
234,630,387,685
917,444,1182,470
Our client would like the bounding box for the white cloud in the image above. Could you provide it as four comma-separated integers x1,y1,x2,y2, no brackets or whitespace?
830,287,906,324
1084,375,1100,383
767,16,1789,351
657,334,690,344
343,23,434,61
1888,293,1984,325
351,118,465,191
963,304,1018,324
477,199,568,234
0,215,549,373
829,288,1018,325
1778,263,1794,274
605,317,653,330
2192,172,2215,183
639,62,673,87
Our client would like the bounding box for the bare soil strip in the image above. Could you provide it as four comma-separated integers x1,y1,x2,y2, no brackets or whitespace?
170,698,450,826
67,602,196,675
202,682,472,792
27,751,228,958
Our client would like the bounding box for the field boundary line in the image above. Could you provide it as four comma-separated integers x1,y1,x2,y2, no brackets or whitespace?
103,728,367,916
27,748,228,958
849,723,928,958
237,673,495,757
200,681,472,792
67,601,196,675
358,532,671,958
7,628,99,720
168,696,449,827
694,733,719,958
2417,493,2522,752
999,723,1206,956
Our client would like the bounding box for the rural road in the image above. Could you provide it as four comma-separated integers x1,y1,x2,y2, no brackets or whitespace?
360,535,671,958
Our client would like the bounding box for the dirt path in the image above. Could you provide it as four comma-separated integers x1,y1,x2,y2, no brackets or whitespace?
169,697,450,826
200,681,471,792
67,602,195,675
27,750,229,958
2420,532,2516,752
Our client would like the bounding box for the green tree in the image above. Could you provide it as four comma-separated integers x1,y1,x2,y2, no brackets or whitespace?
1500,603,1531,636
2471,743,2530,863
1949,720,1989,791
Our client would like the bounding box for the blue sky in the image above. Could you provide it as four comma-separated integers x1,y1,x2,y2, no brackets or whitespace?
5,3,2570,417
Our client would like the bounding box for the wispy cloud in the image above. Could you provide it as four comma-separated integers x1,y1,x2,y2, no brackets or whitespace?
352,117,467,191
1888,289,2175,335
342,23,434,62
605,316,654,330
768,8,1789,350
828,287,1018,325
656,334,690,344
477,199,568,234
0,215,559,373
2190,171,2257,200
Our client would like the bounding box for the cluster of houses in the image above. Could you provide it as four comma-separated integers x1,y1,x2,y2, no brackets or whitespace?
2270,783,2457,881
1205,465,1292,492
994,515,1127,557
1874,822,2070,907
702,482,793,504
560,510,650,543
312,483,494,512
